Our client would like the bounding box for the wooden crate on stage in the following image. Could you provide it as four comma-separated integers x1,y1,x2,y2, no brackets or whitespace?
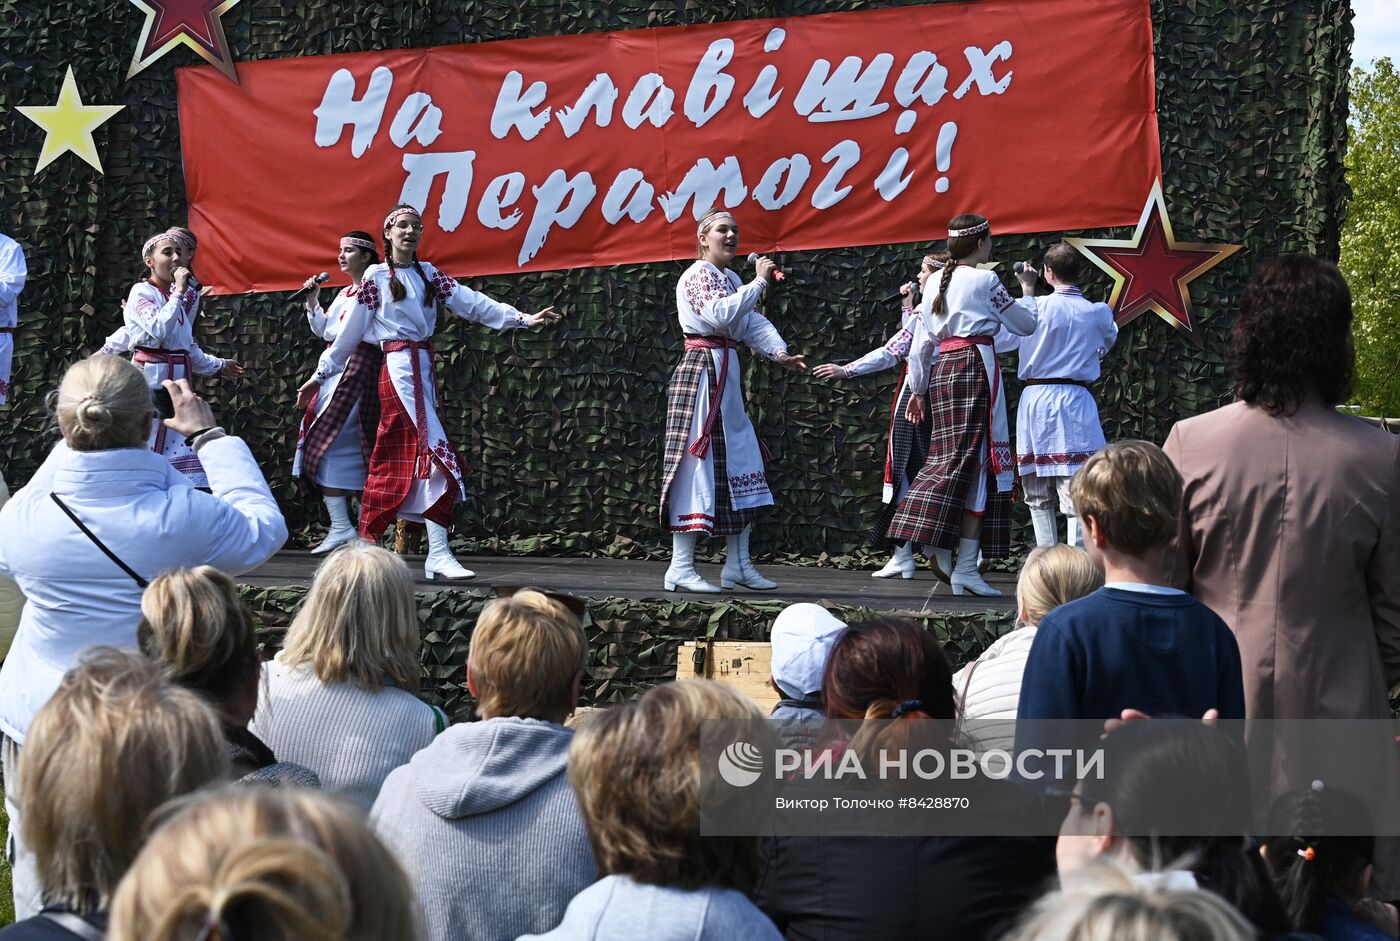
676,640,778,713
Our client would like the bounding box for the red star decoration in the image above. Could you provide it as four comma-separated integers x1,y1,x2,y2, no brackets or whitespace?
1068,181,1240,346
127,0,241,83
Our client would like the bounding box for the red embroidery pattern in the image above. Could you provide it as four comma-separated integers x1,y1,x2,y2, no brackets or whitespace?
0,377,10,398
358,277,382,310
431,440,460,478
683,267,733,316
992,442,1014,470
729,470,769,496
430,267,458,305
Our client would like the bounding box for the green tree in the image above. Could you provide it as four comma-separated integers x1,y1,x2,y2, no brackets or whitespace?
1341,58,1400,417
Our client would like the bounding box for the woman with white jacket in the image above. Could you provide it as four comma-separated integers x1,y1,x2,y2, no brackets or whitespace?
953,545,1101,755
0,354,286,917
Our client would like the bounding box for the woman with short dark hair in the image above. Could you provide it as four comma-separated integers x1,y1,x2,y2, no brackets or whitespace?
1163,253,1400,892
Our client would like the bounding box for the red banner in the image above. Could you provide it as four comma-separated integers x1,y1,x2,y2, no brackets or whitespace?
178,0,1159,295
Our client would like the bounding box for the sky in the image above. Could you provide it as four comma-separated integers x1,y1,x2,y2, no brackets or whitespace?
1353,0,1400,68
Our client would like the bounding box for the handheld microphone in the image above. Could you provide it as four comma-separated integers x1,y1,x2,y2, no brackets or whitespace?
747,252,786,282
879,278,919,305
289,272,331,302
1013,261,1025,274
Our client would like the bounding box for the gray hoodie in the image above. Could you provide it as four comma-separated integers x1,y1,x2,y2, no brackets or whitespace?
370,717,597,941
518,875,782,941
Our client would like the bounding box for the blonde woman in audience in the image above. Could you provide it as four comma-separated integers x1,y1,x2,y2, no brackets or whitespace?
1006,861,1254,941
372,588,594,941
252,543,443,809
522,680,782,941
0,648,227,941
138,566,318,787
953,544,1102,754
109,786,420,941
0,356,284,916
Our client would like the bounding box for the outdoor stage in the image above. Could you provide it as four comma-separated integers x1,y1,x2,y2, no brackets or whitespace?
241,550,1018,617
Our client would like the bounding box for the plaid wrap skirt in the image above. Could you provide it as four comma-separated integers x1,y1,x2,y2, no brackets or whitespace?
296,342,382,499
885,346,1012,557
358,355,463,540
867,381,932,548
659,348,759,537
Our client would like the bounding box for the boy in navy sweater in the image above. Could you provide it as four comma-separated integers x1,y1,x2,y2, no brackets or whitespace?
1014,441,1245,764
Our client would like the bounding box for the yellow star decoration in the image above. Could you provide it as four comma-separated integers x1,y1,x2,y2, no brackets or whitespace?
17,67,125,175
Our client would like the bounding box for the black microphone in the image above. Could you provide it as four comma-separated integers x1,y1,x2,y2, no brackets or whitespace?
1013,261,1025,274
879,278,919,305
747,252,786,282
289,272,331,301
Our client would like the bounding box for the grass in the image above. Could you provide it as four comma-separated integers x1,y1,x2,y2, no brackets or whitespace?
0,789,12,925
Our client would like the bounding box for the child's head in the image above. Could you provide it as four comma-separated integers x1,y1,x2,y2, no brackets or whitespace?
1016,545,1104,626
1262,782,1377,933
769,603,845,702
1042,242,1082,286
1070,441,1181,562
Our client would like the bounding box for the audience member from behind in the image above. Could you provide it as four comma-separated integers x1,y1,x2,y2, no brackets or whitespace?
767,603,845,751
522,680,782,941
0,356,285,917
138,566,318,787
109,786,419,941
372,589,595,941
0,648,227,941
1056,719,1293,937
1014,441,1245,762
1262,782,1399,940
1006,861,1255,941
953,545,1101,754
757,617,1057,941
252,543,444,809
1164,254,1400,895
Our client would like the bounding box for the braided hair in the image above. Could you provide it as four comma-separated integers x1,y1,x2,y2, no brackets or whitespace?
1262,783,1376,933
929,213,989,317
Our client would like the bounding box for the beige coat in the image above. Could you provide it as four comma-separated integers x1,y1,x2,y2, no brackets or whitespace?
1164,400,1400,890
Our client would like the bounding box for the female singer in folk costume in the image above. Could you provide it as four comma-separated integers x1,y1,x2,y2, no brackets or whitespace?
884,213,1039,597
1000,243,1117,548
812,250,946,580
660,209,806,594
102,228,244,486
0,229,25,406
292,231,384,554
296,204,561,581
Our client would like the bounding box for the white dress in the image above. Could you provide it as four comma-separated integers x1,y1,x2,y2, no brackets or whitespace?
0,234,26,405
665,261,788,532
107,280,228,486
292,286,368,489
328,260,528,533
999,287,1118,478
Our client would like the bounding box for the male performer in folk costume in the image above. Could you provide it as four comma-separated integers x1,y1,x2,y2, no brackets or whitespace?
0,228,25,406
885,213,1038,596
660,209,806,594
296,204,561,580
1002,242,1117,547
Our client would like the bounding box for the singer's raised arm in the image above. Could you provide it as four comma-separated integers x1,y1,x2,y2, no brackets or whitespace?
310,283,374,384
679,265,766,335
432,263,530,331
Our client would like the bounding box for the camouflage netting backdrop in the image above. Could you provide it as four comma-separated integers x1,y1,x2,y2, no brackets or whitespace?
0,0,1352,707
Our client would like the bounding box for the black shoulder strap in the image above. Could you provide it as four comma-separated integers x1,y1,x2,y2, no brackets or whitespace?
40,912,105,941
49,493,149,588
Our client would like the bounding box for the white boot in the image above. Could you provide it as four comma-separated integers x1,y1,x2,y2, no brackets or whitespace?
720,526,778,590
1029,507,1059,547
951,537,1002,597
1066,516,1084,549
311,496,359,554
873,542,916,579
424,521,475,580
664,532,721,593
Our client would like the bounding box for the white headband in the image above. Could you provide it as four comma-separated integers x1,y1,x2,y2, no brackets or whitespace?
384,207,421,229
341,236,376,251
948,220,990,238
697,210,736,240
